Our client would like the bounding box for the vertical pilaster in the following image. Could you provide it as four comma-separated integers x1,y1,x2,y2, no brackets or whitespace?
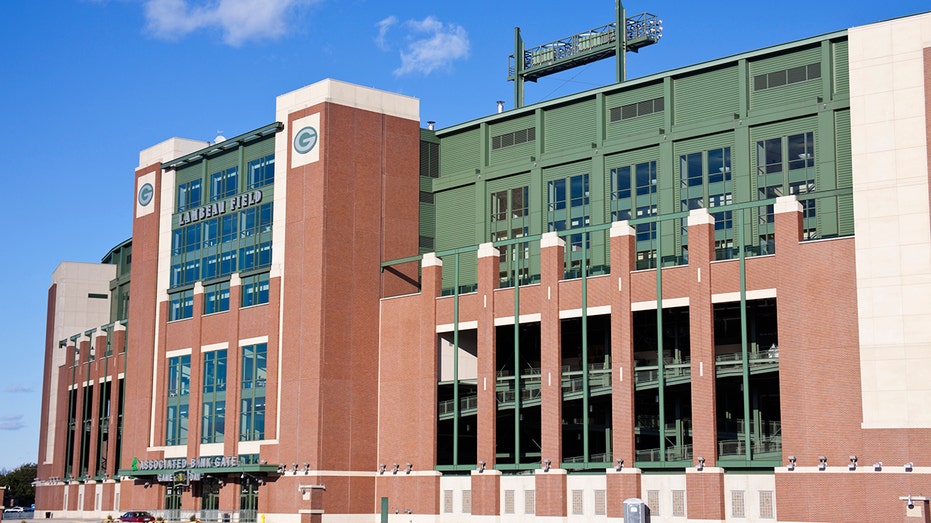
607,221,641,517
538,232,566,517
687,208,718,466
187,281,205,462
70,338,89,481
474,244,499,516
224,274,243,460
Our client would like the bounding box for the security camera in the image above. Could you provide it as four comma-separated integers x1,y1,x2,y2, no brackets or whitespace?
908,496,915,510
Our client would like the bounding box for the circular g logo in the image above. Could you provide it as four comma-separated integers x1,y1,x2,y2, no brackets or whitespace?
293,126,318,154
138,182,154,206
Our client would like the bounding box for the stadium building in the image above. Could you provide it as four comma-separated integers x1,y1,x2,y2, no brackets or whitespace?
36,8,931,523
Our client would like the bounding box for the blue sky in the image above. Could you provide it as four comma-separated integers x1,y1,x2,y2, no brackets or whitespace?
0,0,927,471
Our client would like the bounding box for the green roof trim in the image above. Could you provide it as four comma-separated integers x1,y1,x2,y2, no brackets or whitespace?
162,122,283,171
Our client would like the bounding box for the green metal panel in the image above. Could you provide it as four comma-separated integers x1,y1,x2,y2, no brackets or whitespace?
487,172,531,194
543,99,597,152
749,45,820,75
674,65,740,126
834,109,854,235
419,202,436,237
440,128,482,175
205,149,238,175
175,163,202,185
749,117,817,149
243,137,275,162
833,40,849,95
489,114,536,166
749,46,823,110
542,160,590,183
435,186,478,289
605,82,665,142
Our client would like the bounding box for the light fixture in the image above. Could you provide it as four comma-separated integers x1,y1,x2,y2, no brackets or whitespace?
378,464,386,475
303,463,310,474
477,461,486,473
697,457,705,472
848,456,857,471
392,463,400,475
292,462,299,473
818,456,827,471
405,462,413,474
542,459,551,472
873,462,883,471
905,462,914,472
787,456,796,471
615,458,624,472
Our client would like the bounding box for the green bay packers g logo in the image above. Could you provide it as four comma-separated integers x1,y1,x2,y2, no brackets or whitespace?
294,126,318,154
138,182,154,206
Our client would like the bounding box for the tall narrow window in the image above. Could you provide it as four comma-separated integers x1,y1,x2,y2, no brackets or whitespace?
240,343,267,441
612,161,657,269
679,147,733,261
166,355,191,446
548,173,590,272
756,131,816,252
489,186,530,286
201,350,227,443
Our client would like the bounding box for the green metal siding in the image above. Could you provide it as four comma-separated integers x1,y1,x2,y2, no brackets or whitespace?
544,99,597,152
435,185,478,289
206,149,238,175
834,109,854,236
489,114,536,166
674,65,740,125
441,128,481,175
833,40,849,95
243,138,274,163
749,46,823,111
487,172,531,194
605,83,665,142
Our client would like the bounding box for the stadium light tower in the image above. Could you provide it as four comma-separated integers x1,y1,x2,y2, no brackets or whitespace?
507,0,663,108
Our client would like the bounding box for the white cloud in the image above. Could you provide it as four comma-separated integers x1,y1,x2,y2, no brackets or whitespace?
384,16,469,76
0,415,24,431
3,385,32,393
144,0,317,46
374,16,397,51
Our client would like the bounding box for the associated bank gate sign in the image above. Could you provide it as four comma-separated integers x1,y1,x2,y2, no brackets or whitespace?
134,455,241,472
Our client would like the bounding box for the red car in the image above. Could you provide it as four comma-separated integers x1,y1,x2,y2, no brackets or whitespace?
119,511,155,522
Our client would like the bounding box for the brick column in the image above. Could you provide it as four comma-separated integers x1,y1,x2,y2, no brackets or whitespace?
774,196,803,254
106,325,125,477
70,337,89,482
85,331,107,480
686,466,725,522
224,274,243,461
607,221,641,518
186,281,205,465
687,208,718,466
474,243,500,515
537,232,567,517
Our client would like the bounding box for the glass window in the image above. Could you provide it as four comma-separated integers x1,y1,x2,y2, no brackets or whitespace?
241,272,270,308
547,173,590,269
166,355,191,446
177,180,202,212
612,161,657,269
247,155,275,189
210,167,238,201
756,132,817,249
201,350,227,443
488,187,530,286
169,289,194,321
204,281,230,315
240,343,267,441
